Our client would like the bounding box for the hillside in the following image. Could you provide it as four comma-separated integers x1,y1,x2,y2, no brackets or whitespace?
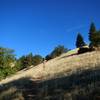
0,48,77,84
0,49,99,84
0,50,100,100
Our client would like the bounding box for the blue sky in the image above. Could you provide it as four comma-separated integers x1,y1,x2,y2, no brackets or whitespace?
0,0,100,57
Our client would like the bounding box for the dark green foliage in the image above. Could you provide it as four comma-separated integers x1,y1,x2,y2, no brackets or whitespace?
88,23,100,48
32,55,43,66
16,53,43,70
0,45,68,79
50,45,69,59
45,55,52,61
45,45,69,60
0,47,16,80
75,23,100,50
89,22,96,42
78,47,91,54
0,47,16,68
90,31,100,47
17,55,28,70
76,33,86,48
26,53,34,66
89,22,97,48
18,53,34,69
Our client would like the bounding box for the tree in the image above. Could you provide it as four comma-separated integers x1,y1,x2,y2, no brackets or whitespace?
89,23,100,48
50,45,69,58
45,55,52,61
91,30,100,47
0,47,4,68
16,53,43,70
88,22,97,48
26,53,34,66
89,22,96,42
17,53,34,70
16,56,27,70
76,33,86,48
0,47,15,68
32,55,43,66
0,47,16,79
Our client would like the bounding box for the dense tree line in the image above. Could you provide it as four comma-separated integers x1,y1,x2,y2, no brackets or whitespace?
0,47,44,79
16,53,43,70
0,45,68,80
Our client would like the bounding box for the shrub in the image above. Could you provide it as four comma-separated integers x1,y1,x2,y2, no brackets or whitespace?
78,47,91,54
45,55,52,61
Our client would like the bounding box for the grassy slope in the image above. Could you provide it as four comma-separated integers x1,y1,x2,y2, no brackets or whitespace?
0,50,100,100
0,49,100,85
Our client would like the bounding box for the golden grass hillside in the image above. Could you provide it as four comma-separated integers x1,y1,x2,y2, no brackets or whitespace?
0,50,100,100
0,49,100,85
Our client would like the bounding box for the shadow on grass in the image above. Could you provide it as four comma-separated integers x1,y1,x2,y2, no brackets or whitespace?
58,53,77,60
0,66,100,100
0,77,41,100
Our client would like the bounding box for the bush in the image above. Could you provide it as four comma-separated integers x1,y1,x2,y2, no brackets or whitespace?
0,67,16,80
45,55,52,61
78,47,91,54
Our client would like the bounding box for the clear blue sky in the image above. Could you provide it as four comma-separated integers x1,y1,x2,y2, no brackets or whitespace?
0,0,100,58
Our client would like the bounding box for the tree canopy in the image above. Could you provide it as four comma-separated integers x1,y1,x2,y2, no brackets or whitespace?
89,23,100,48
45,45,69,60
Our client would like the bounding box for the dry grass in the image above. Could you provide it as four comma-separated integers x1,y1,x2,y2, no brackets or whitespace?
0,87,24,100
0,50,100,85
0,50,100,100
